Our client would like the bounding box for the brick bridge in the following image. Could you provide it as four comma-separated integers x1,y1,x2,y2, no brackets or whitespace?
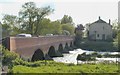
3,35,74,61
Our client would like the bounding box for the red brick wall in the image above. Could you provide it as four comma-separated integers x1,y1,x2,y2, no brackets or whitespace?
4,35,74,60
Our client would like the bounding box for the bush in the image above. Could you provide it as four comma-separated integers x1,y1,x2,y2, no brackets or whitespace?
91,52,98,56
97,54,102,58
12,58,26,66
12,58,42,67
2,46,19,68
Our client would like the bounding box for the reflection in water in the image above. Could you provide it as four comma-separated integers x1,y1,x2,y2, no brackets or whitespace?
53,49,119,64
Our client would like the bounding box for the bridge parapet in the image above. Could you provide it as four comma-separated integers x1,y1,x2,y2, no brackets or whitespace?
3,35,74,52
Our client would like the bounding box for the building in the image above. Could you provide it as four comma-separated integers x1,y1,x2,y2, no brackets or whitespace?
87,16,112,41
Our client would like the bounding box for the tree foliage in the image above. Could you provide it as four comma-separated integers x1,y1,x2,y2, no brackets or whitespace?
61,24,74,35
112,19,119,38
19,2,54,36
61,15,73,25
2,15,20,37
1,46,19,67
74,24,84,47
1,2,75,37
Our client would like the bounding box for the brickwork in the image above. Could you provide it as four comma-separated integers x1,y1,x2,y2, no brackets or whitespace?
3,35,74,60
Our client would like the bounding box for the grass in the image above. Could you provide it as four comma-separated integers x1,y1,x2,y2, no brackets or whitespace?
11,61,119,73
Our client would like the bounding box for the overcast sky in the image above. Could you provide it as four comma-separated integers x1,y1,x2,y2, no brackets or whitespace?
0,0,119,25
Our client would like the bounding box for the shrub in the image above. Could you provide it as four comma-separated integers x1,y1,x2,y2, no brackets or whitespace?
91,52,98,56
2,46,19,68
97,54,102,58
12,58,26,66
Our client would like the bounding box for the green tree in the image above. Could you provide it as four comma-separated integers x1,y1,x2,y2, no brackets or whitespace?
34,6,54,35
19,2,36,35
50,21,62,35
19,2,54,36
38,18,62,35
112,19,118,38
37,18,51,35
85,23,91,38
74,24,84,47
2,14,20,37
61,15,73,25
118,23,120,51
61,24,74,35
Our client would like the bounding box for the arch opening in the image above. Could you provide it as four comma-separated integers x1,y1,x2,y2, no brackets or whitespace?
70,42,73,47
48,46,56,57
31,49,44,62
63,43,69,53
65,43,69,49
58,44,63,53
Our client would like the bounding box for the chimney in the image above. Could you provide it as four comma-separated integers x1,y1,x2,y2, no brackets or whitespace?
109,19,111,25
99,16,100,20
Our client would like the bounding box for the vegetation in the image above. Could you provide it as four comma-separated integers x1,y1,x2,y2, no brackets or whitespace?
74,24,84,47
76,52,97,64
1,2,75,38
61,15,74,25
1,45,119,74
78,38,118,52
103,53,120,58
1,46,19,68
1,1,120,74
11,62,118,73
77,52,120,63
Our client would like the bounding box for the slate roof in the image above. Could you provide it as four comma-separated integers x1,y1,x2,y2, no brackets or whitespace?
94,18,107,23
90,16,109,25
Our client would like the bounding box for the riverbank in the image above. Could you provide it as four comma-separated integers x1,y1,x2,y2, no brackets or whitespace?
77,39,118,52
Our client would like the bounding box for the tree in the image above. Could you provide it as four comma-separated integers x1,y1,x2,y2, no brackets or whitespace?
19,2,54,36
85,23,91,38
118,23,120,51
61,15,73,25
62,30,70,35
2,14,20,37
37,18,51,35
50,21,62,35
112,19,119,38
61,23,75,35
34,6,54,35
19,2,36,35
37,18,62,35
74,24,84,47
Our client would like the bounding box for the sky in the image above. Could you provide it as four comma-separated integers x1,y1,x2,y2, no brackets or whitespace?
0,0,119,25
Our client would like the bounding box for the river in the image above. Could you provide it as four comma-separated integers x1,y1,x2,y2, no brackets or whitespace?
53,49,119,64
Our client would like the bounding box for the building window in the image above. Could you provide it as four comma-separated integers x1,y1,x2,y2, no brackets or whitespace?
97,34,99,37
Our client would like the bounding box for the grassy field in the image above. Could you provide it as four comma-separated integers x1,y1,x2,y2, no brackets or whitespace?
11,61,119,73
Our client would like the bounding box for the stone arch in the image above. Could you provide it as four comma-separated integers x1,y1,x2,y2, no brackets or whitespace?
70,42,73,47
65,43,69,49
31,49,44,62
48,46,56,57
63,43,69,53
58,44,64,53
